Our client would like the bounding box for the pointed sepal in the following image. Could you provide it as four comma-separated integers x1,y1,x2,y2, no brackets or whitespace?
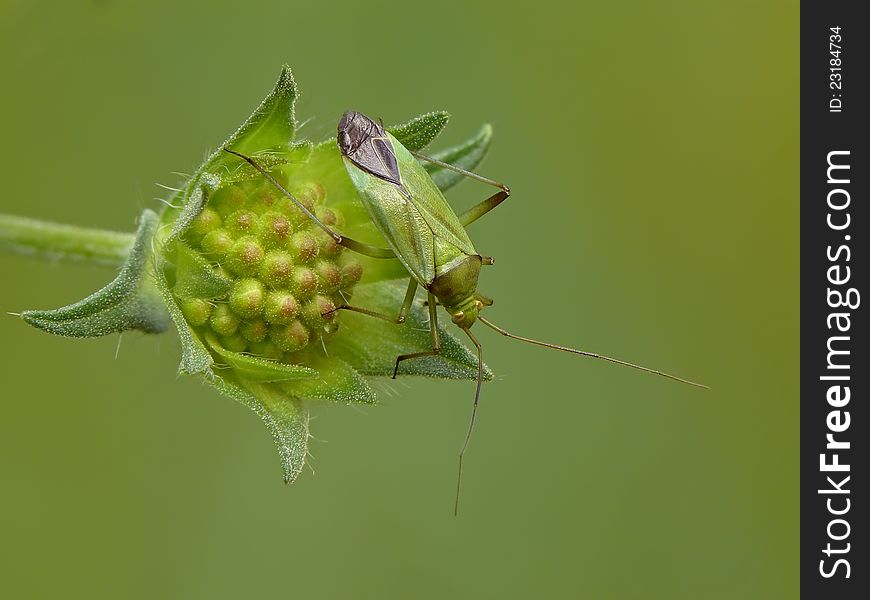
21,209,170,337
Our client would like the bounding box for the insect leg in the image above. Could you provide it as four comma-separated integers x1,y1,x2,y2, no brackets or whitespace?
325,279,418,324
458,189,511,227
410,150,511,228
455,326,483,516
392,292,441,379
223,148,396,259
411,150,509,192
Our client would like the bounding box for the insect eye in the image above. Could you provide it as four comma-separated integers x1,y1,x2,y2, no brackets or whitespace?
475,300,483,310
339,131,352,153
451,311,465,325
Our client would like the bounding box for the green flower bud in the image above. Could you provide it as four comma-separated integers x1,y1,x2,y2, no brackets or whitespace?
200,228,234,258
315,259,342,292
210,184,248,217
289,231,318,263
221,333,249,353
274,198,303,224
229,278,265,319
226,235,265,276
264,291,299,324
339,256,363,289
314,206,337,226
315,229,343,258
186,208,221,242
301,294,336,329
270,319,309,352
179,297,212,327
240,319,269,343
291,266,318,299
259,250,294,289
209,303,239,337
226,210,258,237
257,211,292,249
256,187,280,209
290,181,325,207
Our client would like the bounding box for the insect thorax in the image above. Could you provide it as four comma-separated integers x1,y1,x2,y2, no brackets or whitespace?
428,254,482,316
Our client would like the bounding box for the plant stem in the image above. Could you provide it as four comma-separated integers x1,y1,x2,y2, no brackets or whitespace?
0,214,135,267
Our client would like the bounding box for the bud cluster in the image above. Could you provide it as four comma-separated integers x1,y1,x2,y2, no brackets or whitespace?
177,175,363,362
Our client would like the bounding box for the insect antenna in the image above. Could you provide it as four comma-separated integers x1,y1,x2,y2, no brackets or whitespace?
476,316,708,389
455,327,484,517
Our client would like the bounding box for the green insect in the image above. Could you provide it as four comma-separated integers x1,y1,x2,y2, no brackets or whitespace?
226,111,706,513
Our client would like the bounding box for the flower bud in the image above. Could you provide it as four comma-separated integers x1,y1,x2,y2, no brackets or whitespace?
226,210,258,237
229,278,265,319
186,208,221,242
290,181,325,207
339,256,363,289
210,184,248,217
301,294,336,329
179,297,212,327
291,266,318,299
209,303,239,337
314,206,338,226
226,236,265,276
315,260,342,292
259,250,294,289
240,319,269,343
257,211,292,249
221,333,249,353
264,291,299,325
316,230,343,258
200,228,234,258
289,231,318,263
270,319,309,352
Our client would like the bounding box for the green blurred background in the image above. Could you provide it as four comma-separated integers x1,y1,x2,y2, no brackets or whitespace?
0,1,797,598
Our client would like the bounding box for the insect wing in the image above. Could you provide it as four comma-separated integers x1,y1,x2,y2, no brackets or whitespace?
386,132,477,259
344,161,436,285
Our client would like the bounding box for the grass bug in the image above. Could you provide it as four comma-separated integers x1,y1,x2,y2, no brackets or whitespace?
225,110,706,514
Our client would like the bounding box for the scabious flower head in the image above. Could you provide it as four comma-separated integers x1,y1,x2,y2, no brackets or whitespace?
22,66,494,483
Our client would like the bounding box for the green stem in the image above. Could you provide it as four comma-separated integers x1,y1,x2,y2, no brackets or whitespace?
0,214,135,267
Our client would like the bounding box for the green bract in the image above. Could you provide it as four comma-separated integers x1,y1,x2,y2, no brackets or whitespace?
13,66,495,483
